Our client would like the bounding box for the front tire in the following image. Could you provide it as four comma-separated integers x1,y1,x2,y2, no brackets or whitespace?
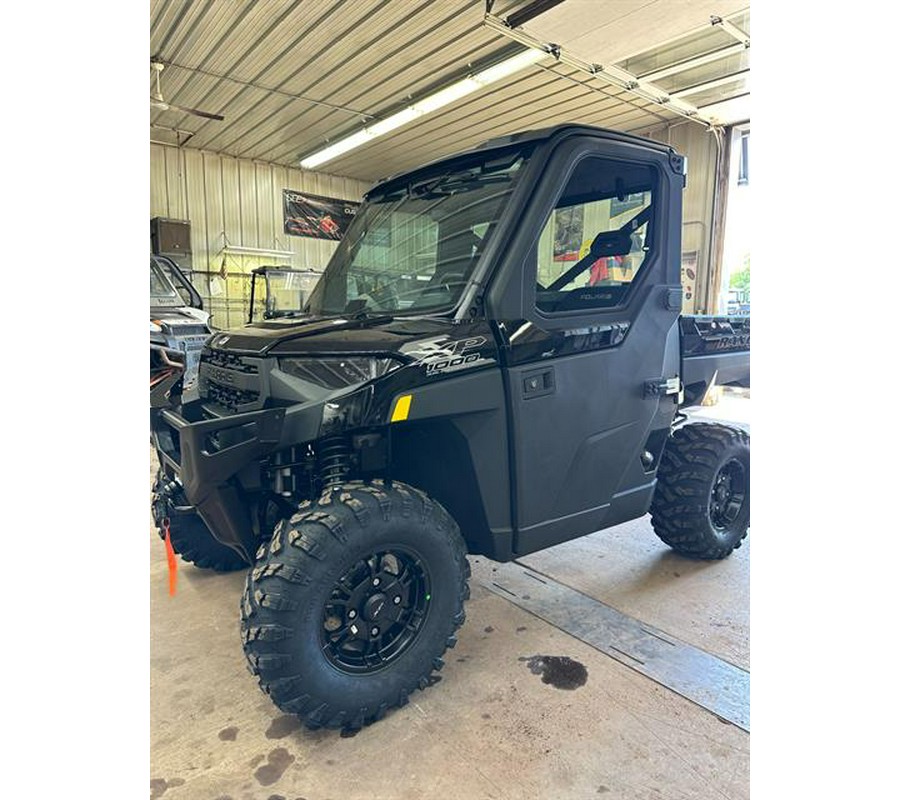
241,480,469,732
650,423,750,559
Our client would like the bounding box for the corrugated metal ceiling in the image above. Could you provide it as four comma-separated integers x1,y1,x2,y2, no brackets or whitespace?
150,0,750,182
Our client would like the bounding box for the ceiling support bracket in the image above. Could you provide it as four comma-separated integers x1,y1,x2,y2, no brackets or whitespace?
483,12,710,127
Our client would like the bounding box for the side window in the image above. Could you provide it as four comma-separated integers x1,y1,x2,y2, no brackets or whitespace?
536,157,656,313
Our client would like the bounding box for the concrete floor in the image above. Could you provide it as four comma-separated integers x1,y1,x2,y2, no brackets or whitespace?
151,394,750,800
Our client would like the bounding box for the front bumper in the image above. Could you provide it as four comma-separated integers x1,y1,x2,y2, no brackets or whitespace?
152,404,286,561
154,405,286,505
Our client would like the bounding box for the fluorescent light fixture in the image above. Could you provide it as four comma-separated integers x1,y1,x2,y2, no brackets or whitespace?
300,48,546,169
411,79,481,114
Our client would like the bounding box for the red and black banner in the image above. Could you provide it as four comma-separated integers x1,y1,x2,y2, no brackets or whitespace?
282,190,359,241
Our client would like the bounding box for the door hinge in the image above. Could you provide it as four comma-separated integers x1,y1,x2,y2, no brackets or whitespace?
644,377,680,398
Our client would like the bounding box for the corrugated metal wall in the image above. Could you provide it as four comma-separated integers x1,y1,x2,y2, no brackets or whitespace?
646,122,719,314
150,142,370,328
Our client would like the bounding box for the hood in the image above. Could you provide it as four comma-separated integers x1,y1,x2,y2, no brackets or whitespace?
208,314,466,356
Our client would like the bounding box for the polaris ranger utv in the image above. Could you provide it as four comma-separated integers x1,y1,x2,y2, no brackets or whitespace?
150,254,212,392
151,124,749,732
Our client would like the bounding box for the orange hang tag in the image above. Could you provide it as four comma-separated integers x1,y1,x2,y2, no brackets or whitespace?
163,518,178,596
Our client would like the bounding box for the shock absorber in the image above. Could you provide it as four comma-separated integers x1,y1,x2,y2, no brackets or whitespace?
317,436,352,490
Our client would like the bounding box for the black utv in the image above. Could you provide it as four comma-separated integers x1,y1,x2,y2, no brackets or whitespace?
151,124,749,733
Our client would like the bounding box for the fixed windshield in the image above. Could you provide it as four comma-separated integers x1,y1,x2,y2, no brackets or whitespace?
306,148,530,316
150,257,182,306
253,269,322,320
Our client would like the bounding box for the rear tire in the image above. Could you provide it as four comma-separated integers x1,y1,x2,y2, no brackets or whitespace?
650,423,750,559
241,480,469,732
151,471,248,572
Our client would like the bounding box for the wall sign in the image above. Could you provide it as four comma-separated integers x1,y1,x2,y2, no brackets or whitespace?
282,190,359,241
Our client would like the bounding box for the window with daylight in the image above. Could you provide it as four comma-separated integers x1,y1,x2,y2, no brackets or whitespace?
535,156,656,314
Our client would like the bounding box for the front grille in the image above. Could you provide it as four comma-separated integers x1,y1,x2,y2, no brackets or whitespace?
205,349,259,374
199,347,264,413
205,382,261,412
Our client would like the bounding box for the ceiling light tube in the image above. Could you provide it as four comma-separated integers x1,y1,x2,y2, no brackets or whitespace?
300,48,547,169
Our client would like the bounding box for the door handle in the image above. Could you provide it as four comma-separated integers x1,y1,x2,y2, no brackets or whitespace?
523,367,555,399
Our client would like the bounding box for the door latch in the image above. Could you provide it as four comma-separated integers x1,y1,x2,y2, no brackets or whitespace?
644,377,680,398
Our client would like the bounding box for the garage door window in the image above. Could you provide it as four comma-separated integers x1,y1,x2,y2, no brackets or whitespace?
536,157,656,313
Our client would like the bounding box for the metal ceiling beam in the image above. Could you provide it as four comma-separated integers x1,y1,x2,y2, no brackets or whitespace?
483,12,710,127
670,69,749,98
637,42,746,84
711,15,750,48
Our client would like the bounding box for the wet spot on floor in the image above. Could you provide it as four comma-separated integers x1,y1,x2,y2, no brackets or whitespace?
674,571,681,577
150,778,183,799
268,795,287,800
254,748,295,786
266,715,302,739
219,726,239,741
523,655,588,690
516,626,527,632
484,626,494,633
522,594,531,600
481,713,491,720
597,786,610,794
456,657,468,663
326,759,336,766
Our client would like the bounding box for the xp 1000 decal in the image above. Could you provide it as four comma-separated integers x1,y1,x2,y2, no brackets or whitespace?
400,336,489,376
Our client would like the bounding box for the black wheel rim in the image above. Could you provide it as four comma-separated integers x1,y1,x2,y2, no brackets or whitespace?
320,548,431,675
709,458,747,531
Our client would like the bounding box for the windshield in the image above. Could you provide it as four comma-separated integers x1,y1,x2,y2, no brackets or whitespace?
150,257,182,306
306,148,531,316
253,269,322,320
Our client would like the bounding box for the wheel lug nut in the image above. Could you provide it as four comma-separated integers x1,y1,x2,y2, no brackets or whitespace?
373,577,381,587
350,624,358,635
393,596,401,605
371,627,379,637
348,609,357,619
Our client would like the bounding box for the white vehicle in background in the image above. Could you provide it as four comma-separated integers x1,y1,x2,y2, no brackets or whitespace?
150,255,212,395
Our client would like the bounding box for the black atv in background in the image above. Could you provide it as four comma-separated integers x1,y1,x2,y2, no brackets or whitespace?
151,124,749,733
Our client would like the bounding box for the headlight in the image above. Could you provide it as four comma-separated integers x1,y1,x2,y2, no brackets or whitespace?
278,357,402,389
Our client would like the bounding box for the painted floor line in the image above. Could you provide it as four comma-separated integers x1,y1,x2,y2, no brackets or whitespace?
482,560,749,732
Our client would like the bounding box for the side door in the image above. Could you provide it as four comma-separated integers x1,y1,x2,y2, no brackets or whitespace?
491,136,685,557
